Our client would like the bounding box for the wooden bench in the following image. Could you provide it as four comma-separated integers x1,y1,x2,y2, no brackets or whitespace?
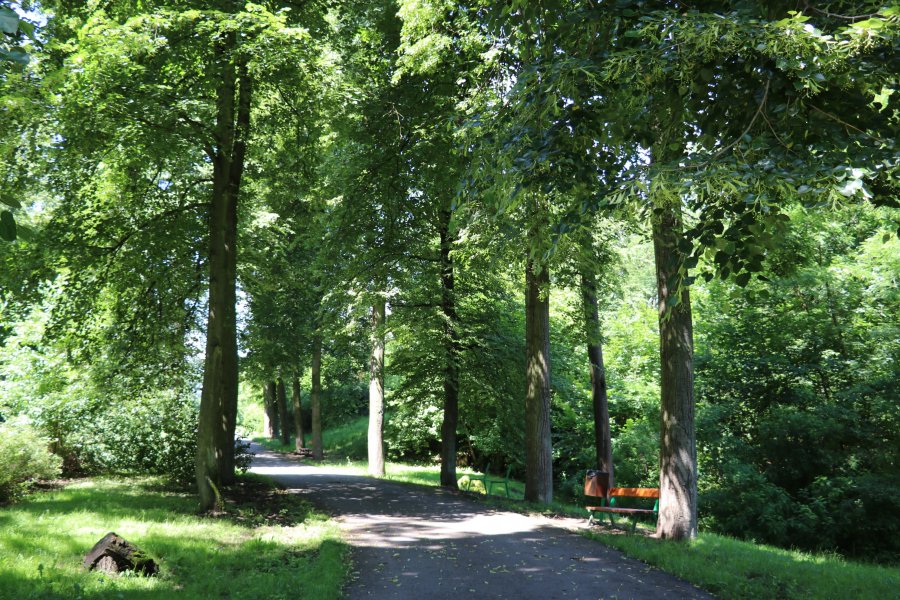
584,472,659,533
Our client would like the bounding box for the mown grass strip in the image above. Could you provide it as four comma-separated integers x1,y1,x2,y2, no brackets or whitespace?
0,475,348,600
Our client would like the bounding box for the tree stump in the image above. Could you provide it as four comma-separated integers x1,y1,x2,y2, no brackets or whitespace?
83,532,159,576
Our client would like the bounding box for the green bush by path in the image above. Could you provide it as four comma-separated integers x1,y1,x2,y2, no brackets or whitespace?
0,476,348,599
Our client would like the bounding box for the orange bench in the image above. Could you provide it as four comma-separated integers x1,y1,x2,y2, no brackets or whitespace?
584,472,659,533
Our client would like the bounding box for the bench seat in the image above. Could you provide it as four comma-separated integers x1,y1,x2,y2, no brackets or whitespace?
585,482,660,533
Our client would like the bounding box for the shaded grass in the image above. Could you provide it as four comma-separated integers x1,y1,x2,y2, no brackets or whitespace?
0,476,348,600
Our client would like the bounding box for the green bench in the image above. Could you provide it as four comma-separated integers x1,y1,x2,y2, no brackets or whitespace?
463,465,512,498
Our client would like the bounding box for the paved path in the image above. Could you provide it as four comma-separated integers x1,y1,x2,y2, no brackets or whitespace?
250,443,715,600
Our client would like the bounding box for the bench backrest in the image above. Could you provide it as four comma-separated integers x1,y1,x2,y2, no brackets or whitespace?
609,487,659,499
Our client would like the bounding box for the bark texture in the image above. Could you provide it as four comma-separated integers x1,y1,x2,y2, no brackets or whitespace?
368,299,386,477
311,333,323,460
277,377,290,446
292,375,305,451
439,208,460,489
524,256,553,503
580,265,614,485
652,205,698,540
196,38,252,509
263,381,278,439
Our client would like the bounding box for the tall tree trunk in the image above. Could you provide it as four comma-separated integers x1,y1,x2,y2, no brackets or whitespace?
368,299,386,477
652,205,698,541
580,263,614,485
439,207,461,489
219,62,251,484
277,377,290,446
311,333,323,460
263,381,277,439
196,34,252,509
524,255,553,503
292,374,305,451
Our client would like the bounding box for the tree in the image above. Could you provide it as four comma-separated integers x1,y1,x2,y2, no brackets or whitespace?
310,332,324,460
276,377,290,446
195,25,252,507
264,381,278,439
32,3,321,508
578,235,614,482
368,299,386,476
291,374,305,451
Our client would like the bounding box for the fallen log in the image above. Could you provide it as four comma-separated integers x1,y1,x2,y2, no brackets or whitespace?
83,532,159,576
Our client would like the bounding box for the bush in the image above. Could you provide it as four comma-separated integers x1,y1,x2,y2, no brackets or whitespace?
700,461,804,548
25,390,201,483
92,391,199,483
0,421,62,503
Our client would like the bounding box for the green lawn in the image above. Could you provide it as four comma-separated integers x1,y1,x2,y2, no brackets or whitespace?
589,530,899,600
257,427,900,600
0,476,348,600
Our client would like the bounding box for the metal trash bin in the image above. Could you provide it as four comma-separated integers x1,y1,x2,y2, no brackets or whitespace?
584,470,609,498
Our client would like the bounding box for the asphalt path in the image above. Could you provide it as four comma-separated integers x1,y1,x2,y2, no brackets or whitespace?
249,443,715,600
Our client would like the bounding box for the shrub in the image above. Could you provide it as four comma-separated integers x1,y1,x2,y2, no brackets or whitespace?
0,421,62,503
93,391,200,483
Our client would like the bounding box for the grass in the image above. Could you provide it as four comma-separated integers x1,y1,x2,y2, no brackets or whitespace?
254,416,368,459
0,475,349,600
257,419,900,600
587,530,900,600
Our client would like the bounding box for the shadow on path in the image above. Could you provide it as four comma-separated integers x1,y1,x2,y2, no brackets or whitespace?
249,443,715,600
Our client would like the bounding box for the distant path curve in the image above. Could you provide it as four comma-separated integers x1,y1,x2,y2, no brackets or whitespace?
249,443,715,600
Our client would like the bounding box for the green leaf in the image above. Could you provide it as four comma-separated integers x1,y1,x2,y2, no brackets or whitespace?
0,196,22,209
0,8,19,35
17,19,35,40
735,272,752,287
0,210,16,241
15,222,33,242
0,48,29,65
873,87,894,112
